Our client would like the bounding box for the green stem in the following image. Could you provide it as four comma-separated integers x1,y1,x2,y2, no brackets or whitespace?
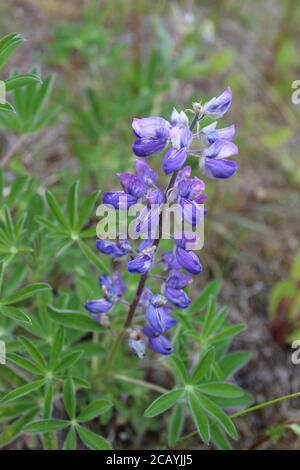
114,373,168,394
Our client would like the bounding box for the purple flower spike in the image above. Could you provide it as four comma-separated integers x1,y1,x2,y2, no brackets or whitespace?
175,247,202,275
163,147,187,175
203,87,232,118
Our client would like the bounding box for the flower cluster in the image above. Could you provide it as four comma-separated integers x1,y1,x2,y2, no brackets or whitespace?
85,87,238,356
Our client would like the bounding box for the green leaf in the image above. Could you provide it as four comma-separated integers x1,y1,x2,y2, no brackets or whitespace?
0,102,16,113
144,389,183,418
0,409,37,448
1,378,45,403
202,295,216,338
18,336,46,370
1,283,51,305
24,419,69,433
5,74,42,91
54,351,82,374
48,305,104,333
187,391,210,445
45,191,69,230
188,280,220,314
63,427,77,450
78,239,109,274
219,351,251,379
197,393,238,440
196,383,244,398
77,425,112,450
0,306,31,324
63,377,76,419
78,399,112,422
44,382,53,419
209,324,246,344
49,328,64,368
168,403,184,447
0,33,24,70
210,424,232,450
168,355,189,384
78,190,100,230
6,352,42,375
67,181,79,229
191,348,215,384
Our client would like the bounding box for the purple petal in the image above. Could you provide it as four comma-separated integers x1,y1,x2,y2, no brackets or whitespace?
103,191,138,209
203,87,232,118
117,173,148,198
96,240,131,258
149,335,173,355
132,117,170,139
163,147,187,175
135,159,158,185
132,137,168,157
203,123,236,144
202,158,237,179
112,272,127,297
164,286,191,309
135,206,160,235
167,270,193,289
161,251,181,270
85,299,113,314
146,304,176,334
176,247,202,275
204,139,238,160
179,198,203,227
127,254,153,274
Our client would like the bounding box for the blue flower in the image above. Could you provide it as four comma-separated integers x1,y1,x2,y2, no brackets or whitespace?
96,239,132,259
143,325,173,355
127,240,156,274
201,139,238,179
132,117,171,157
203,87,232,118
146,294,176,334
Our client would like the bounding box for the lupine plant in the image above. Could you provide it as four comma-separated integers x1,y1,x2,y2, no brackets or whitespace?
1,30,300,450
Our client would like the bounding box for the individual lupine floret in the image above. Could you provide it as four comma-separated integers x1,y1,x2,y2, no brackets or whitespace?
201,122,235,144
85,272,126,324
174,235,202,275
163,270,192,309
96,238,132,259
127,239,156,274
202,87,232,118
128,328,146,359
143,325,173,355
145,293,176,334
201,138,239,179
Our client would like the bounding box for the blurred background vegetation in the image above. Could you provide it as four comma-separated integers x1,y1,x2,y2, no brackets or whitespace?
1,0,300,449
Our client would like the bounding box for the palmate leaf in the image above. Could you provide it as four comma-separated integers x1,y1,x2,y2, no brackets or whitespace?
63,427,77,450
167,355,189,384
77,425,112,450
54,351,83,374
218,351,251,379
144,389,183,418
6,353,43,376
67,181,79,229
